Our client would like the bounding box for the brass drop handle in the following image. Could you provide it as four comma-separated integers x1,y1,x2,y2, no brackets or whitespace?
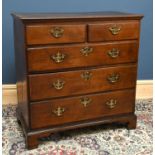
50,27,64,38
80,97,92,107
53,79,65,90
107,73,120,84
109,25,121,35
81,71,92,81
80,47,93,56
107,48,120,58
106,99,117,109
53,107,65,116
51,52,66,63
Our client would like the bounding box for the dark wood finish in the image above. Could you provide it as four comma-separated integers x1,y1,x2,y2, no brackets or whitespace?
30,89,135,129
11,11,143,21
26,24,86,45
17,106,137,149
13,17,29,128
12,12,143,149
29,65,137,101
127,115,137,129
88,21,140,42
27,41,138,73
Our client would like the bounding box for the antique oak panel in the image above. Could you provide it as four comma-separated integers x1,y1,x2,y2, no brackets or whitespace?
30,89,135,129
26,24,86,45
29,65,137,101
27,41,138,72
88,21,140,42
13,17,29,128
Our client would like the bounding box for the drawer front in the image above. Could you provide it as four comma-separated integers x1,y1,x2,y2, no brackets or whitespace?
26,24,86,45
29,65,137,101
30,89,135,129
88,21,140,42
27,41,138,72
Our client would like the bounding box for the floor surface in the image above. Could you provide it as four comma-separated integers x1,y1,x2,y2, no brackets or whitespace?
2,99,153,155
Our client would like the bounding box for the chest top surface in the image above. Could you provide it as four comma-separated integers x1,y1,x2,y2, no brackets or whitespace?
11,11,143,21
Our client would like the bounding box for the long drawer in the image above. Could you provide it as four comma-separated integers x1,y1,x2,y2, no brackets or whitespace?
30,89,135,129
27,41,138,72
29,65,137,101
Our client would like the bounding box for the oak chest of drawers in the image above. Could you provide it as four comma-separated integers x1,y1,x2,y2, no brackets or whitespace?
12,12,143,149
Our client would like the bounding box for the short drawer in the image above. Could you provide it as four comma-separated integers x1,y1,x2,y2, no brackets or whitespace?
29,65,137,101
26,24,86,45
30,89,135,129
88,21,140,42
27,41,138,72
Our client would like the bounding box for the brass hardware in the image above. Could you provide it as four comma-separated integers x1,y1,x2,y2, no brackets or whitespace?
80,47,93,56
109,25,121,35
51,52,66,63
107,48,120,58
53,79,65,90
80,97,92,107
106,99,117,109
50,27,64,38
53,107,65,116
81,71,92,81
107,73,120,84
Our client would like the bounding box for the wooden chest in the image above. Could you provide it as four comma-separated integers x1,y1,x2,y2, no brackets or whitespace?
12,12,143,149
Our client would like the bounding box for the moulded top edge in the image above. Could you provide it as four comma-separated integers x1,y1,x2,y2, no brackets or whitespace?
11,11,144,21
